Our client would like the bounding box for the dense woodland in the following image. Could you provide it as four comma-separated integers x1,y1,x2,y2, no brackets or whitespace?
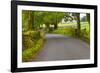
22,10,90,62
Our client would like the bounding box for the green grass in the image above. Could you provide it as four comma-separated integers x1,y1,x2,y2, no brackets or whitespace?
81,22,89,30
51,28,75,37
58,22,77,27
50,22,90,43
41,22,77,28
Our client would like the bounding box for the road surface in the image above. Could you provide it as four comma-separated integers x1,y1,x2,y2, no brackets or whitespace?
33,33,90,61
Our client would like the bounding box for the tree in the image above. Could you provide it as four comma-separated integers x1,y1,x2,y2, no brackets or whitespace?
64,12,74,22
22,10,35,31
28,11,34,30
54,12,65,29
22,11,70,31
43,12,52,30
86,13,90,31
86,13,90,24
76,13,81,37
34,11,45,29
22,10,29,31
71,13,81,37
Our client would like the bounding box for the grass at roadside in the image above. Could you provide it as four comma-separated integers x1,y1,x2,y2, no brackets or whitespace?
50,22,90,43
51,28,75,37
22,39,44,62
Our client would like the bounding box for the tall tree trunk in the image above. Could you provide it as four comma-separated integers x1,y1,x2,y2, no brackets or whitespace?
54,23,57,29
33,12,35,29
54,12,58,29
86,13,90,32
28,11,33,30
76,13,80,37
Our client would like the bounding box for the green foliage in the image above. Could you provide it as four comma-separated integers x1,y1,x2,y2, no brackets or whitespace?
51,28,76,37
22,31,37,50
80,29,90,43
64,13,74,22
22,10,29,31
80,22,90,43
86,13,90,24
81,22,89,30
22,39,44,62
50,22,90,43
22,31,45,62
34,12,44,29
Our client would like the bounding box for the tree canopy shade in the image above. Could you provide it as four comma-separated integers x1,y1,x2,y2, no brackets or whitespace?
42,12,66,29
22,10,67,31
22,10,29,31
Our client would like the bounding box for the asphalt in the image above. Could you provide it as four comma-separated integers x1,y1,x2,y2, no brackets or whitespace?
33,33,90,61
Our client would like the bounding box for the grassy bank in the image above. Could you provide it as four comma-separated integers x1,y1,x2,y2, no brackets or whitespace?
22,31,45,62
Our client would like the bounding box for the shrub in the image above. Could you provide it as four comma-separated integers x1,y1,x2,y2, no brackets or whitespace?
22,31,35,50
22,30,45,62
22,39,44,62
80,29,90,43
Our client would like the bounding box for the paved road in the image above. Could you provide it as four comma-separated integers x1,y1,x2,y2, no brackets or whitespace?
33,34,90,61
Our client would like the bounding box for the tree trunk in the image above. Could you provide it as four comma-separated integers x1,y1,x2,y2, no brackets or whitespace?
28,11,33,30
54,23,57,29
76,13,80,37
54,12,58,29
33,12,35,29
86,13,90,32
46,24,50,28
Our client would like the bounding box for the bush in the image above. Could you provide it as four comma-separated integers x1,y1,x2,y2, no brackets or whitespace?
22,31,35,50
80,29,90,44
22,30,45,62
22,39,44,62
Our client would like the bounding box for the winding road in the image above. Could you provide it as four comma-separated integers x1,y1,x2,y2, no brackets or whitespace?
33,33,90,61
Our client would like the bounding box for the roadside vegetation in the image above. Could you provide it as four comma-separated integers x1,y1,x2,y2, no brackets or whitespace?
51,22,90,43
22,31,45,62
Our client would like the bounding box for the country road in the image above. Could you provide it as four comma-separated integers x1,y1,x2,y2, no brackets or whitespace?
33,33,90,61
